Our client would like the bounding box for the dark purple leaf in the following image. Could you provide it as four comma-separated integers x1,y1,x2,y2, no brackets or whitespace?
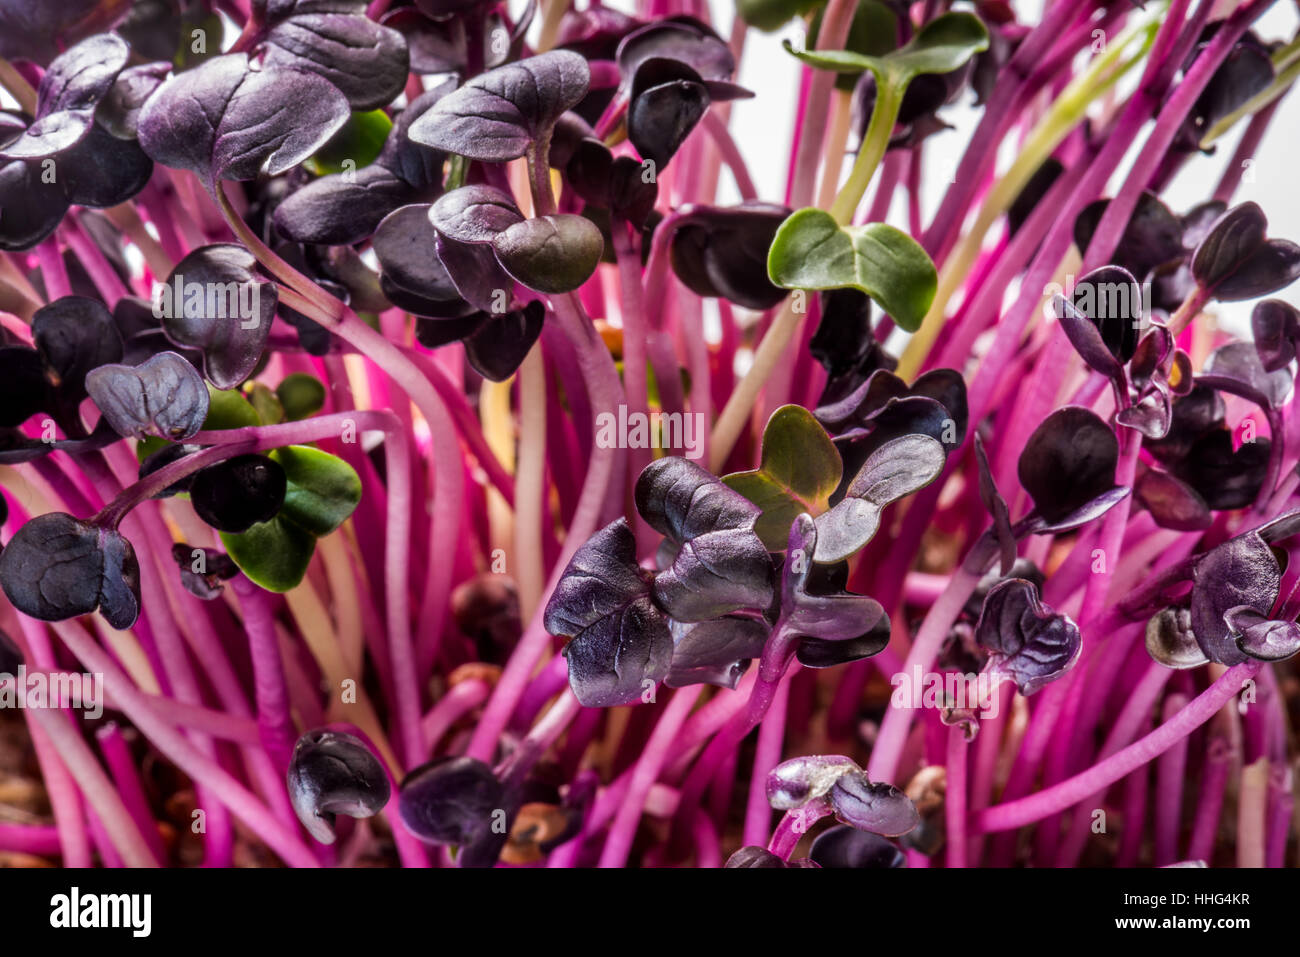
0,158,67,251
1134,468,1212,531
809,825,905,868
408,51,590,162
85,351,209,441
138,53,350,187
462,300,545,382
170,542,238,601
974,433,1015,574
0,512,141,629
399,755,504,849
1068,264,1143,364
974,578,1081,694
782,514,887,644
1191,202,1300,302
1200,340,1293,410
190,454,287,533
100,62,172,139
635,457,774,621
1225,606,1300,662
1145,606,1209,670
766,754,859,809
810,289,873,379
564,137,658,227
57,124,154,209
543,519,673,707
428,185,524,244
0,346,50,427
829,773,920,837
1178,429,1269,512
1251,299,1300,373
287,729,390,844
0,34,129,160
274,164,414,246
372,204,462,303
31,295,123,410
669,202,790,310
1017,406,1120,526
627,57,710,169
0,0,121,66
725,846,788,868
435,233,517,314
1073,192,1184,282
664,615,769,690
490,214,604,294
1190,532,1280,665
813,433,946,563
256,0,410,110
617,16,734,81
1008,157,1063,235
158,244,277,389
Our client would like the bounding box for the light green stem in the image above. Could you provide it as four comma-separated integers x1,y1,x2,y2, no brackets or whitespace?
829,79,903,225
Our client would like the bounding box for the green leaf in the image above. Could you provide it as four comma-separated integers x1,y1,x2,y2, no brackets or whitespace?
809,0,897,91
786,10,988,86
723,405,842,550
306,109,392,176
737,0,825,32
271,445,362,537
204,386,261,430
220,516,316,592
767,208,937,331
244,382,285,426
136,435,169,463
277,373,327,421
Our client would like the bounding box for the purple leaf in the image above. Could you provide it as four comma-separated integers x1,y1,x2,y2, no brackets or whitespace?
408,50,590,162
1017,406,1121,526
256,0,410,110
809,825,905,868
974,578,1081,694
0,512,141,629
829,773,920,837
543,519,673,707
1190,531,1280,666
635,457,774,621
158,244,277,389
491,214,605,294
813,433,946,563
766,754,860,809
398,755,504,847
1225,606,1300,662
287,729,390,844
1251,299,1300,373
429,185,525,244
85,351,209,441
138,53,350,188
664,615,769,690
1145,607,1209,670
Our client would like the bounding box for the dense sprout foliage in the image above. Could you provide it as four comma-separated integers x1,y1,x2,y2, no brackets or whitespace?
0,0,1295,874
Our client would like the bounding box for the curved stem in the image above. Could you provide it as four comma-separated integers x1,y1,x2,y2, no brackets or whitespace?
974,662,1260,834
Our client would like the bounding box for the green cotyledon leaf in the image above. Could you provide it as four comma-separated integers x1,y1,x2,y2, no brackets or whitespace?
220,515,316,593
271,445,362,538
767,208,937,331
723,405,843,550
783,10,988,88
